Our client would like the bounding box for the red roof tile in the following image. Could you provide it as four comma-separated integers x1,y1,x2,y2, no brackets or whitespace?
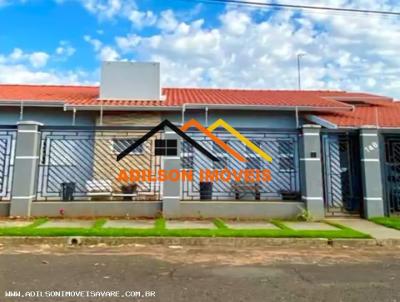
0,84,374,109
1,84,399,127
315,99,400,128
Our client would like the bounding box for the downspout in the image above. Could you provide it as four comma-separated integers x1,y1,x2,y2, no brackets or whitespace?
181,104,186,125
295,106,299,128
72,108,77,126
205,106,209,126
99,99,104,126
19,101,24,121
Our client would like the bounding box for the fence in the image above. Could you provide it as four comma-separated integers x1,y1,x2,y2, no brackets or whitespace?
181,129,300,201
35,127,162,201
0,128,16,201
321,132,362,215
384,136,400,213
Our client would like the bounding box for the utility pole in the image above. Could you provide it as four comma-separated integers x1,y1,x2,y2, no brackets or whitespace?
297,53,306,90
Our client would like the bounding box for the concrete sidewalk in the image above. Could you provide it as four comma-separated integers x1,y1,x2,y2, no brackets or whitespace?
327,218,400,240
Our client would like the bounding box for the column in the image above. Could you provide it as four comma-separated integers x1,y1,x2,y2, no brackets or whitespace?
300,125,325,219
360,127,385,218
162,130,182,218
9,121,43,217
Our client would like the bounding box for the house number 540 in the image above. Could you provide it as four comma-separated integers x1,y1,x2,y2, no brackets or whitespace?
364,141,378,153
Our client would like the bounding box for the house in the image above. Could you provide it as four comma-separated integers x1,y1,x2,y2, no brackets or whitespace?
0,61,398,219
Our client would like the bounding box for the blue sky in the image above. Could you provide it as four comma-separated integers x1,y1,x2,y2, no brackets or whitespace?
0,0,400,98
0,0,223,72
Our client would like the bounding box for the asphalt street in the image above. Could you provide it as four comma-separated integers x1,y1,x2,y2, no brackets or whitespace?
0,244,400,302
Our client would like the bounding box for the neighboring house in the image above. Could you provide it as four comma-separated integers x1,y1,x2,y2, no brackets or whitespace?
0,61,399,219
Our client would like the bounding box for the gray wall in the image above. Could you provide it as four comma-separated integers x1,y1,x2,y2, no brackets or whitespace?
100,62,161,100
30,201,162,217
163,110,304,129
180,201,303,219
0,107,303,129
0,107,96,126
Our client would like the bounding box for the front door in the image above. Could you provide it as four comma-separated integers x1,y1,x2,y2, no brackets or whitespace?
322,133,363,216
383,136,400,214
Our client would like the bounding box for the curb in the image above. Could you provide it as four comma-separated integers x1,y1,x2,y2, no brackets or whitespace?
0,236,399,248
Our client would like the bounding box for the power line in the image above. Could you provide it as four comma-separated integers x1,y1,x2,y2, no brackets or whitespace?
186,0,400,16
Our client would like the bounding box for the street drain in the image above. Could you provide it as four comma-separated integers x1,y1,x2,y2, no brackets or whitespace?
68,237,82,246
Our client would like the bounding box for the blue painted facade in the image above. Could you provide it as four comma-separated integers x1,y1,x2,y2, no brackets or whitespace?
163,109,304,129
0,106,305,129
0,105,304,206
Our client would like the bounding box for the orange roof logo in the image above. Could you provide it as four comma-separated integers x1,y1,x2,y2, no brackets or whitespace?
181,119,272,163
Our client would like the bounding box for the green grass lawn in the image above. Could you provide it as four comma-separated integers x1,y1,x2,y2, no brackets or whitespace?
0,218,370,239
370,217,400,230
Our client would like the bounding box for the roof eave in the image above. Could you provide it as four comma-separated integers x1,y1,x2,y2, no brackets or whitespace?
0,99,66,107
63,103,352,112
0,100,353,112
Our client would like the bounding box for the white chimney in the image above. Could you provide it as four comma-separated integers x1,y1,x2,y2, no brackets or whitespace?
99,61,162,100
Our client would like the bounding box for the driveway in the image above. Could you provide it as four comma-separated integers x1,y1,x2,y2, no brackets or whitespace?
0,244,400,302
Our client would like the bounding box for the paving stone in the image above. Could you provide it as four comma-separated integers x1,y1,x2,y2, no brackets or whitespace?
225,221,279,230
0,221,33,228
37,220,94,228
103,220,155,229
166,221,216,229
284,222,339,231
330,219,400,240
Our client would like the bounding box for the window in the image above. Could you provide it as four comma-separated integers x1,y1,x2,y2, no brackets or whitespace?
112,138,143,155
155,139,178,156
278,140,295,171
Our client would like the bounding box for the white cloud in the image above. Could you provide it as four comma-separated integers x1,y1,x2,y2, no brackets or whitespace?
128,9,157,28
55,41,76,57
109,2,400,98
78,0,132,19
157,10,179,32
0,44,93,85
9,0,400,98
99,46,119,61
84,35,120,61
0,63,89,84
29,52,50,68
1,48,50,68
84,35,102,51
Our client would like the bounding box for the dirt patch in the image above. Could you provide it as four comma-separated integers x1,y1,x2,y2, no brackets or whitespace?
1,244,399,266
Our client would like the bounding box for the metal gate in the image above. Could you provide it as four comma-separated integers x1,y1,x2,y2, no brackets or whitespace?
0,128,16,201
322,133,362,215
181,129,300,201
383,136,400,213
36,127,162,201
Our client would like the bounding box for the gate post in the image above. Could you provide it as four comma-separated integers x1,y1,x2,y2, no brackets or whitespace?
9,121,42,217
359,127,385,218
300,125,325,219
162,131,181,218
